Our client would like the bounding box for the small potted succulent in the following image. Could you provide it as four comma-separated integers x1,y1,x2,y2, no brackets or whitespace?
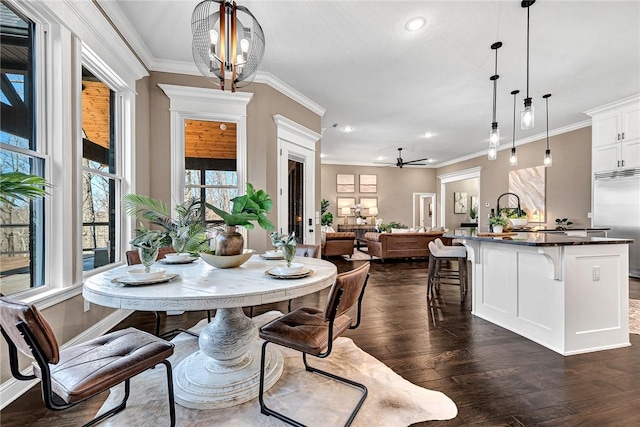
489,216,510,234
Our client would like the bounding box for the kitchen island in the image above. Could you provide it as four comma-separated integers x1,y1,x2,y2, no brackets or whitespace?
447,232,633,355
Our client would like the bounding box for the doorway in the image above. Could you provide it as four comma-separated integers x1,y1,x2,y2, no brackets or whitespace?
413,192,436,229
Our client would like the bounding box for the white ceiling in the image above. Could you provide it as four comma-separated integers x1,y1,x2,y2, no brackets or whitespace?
106,0,640,167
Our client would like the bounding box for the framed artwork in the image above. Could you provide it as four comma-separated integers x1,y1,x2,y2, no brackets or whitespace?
337,197,356,216
509,166,546,222
359,197,377,210
359,174,377,193
454,192,467,214
336,174,355,193
471,196,479,211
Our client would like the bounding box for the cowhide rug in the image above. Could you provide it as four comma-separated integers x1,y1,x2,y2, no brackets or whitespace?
96,311,457,426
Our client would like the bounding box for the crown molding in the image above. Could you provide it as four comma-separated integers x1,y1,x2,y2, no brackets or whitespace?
254,72,325,116
583,93,640,116
432,119,592,168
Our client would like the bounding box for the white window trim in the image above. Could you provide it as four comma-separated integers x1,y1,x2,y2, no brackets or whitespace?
2,0,143,304
158,84,252,229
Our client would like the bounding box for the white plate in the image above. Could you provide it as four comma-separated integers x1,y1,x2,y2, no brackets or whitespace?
260,253,285,260
127,267,166,281
115,273,179,286
163,253,192,262
265,267,312,279
159,256,198,265
271,263,304,275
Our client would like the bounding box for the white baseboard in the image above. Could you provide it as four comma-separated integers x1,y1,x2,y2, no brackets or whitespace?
0,309,133,410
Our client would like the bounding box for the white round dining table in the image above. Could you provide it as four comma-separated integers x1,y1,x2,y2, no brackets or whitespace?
82,254,337,409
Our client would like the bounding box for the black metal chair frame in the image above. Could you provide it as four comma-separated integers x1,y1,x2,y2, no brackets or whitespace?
1,322,176,427
153,310,211,339
258,273,370,427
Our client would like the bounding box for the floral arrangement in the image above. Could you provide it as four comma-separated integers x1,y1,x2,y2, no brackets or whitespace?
375,218,383,231
352,203,366,219
269,231,296,248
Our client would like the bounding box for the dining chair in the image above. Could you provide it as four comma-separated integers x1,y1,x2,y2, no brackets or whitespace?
125,248,211,338
258,262,371,427
0,296,176,427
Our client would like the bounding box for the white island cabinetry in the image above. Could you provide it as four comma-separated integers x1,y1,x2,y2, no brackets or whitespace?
453,233,632,356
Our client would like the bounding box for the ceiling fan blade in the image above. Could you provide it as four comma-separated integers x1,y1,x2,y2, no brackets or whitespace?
402,157,430,165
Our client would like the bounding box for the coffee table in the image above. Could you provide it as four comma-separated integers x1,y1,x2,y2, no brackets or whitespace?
83,255,337,409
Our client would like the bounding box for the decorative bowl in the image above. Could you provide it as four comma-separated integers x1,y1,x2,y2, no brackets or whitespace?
272,263,304,276
508,218,529,228
199,249,255,269
127,267,166,281
164,253,191,262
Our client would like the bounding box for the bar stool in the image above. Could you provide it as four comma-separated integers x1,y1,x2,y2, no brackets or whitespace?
427,239,468,302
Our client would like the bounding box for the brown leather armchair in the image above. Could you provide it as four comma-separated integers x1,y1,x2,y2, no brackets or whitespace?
321,232,356,258
0,296,176,426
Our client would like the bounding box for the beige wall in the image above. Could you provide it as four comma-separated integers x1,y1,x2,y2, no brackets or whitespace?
320,165,437,228
444,178,479,230
145,72,322,252
436,126,592,230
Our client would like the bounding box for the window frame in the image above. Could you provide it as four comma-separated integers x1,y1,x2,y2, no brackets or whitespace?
1,0,145,306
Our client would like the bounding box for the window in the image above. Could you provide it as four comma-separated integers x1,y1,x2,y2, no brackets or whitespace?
183,119,238,225
81,67,119,271
0,3,44,294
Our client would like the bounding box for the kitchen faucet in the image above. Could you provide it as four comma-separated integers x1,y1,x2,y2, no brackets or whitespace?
496,192,522,217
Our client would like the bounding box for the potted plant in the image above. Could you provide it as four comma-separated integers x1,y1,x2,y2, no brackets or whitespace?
555,218,573,230
320,199,333,230
122,195,208,255
206,183,275,255
270,231,297,267
469,206,478,223
489,216,510,234
128,227,165,272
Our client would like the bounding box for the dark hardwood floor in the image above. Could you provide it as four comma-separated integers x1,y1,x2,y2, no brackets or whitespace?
2,258,639,426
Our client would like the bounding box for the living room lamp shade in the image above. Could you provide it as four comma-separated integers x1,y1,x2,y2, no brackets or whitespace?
520,0,536,130
368,206,378,222
510,89,520,166
488,41,502,161
191,0,265,92
543,93,552,167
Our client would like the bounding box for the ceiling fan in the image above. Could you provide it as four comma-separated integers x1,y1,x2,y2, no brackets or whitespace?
392,148,430,168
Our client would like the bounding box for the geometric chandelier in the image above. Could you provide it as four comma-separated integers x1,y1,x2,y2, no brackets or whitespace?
192,0,265,92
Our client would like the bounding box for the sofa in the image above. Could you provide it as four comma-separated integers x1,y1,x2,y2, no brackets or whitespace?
321,232,356,258
364,231,449,261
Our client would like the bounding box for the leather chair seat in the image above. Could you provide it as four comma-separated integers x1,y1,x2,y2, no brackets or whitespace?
33,327,174,403
260,307,353,356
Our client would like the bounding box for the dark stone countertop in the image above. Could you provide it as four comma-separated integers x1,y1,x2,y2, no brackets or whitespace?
444,231,633,247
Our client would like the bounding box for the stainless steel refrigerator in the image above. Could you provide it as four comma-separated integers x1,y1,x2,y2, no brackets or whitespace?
592,168,640,278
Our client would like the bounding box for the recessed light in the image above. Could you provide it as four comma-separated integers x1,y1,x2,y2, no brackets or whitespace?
342,126,354,133
320,153,327,158
423,132,435,138
405,16,426,32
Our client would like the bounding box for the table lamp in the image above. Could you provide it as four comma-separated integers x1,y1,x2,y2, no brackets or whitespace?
341,207,351,225
368,207,378,224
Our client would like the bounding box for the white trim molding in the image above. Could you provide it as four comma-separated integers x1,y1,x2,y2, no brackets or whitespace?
438,167,483,228
273,115,322,151
157,84,252,219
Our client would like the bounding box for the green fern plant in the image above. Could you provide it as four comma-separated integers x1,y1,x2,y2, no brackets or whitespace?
1,171,51,208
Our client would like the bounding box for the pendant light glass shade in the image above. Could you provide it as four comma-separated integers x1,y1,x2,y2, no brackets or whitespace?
521,98,534,129
543,93,552,167
510,89,520,166
488,144,497,161
510,148,518,165
521,1,536,129
488,42,502,160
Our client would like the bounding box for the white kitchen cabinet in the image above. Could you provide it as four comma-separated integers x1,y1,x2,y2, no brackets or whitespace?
586,95,640,172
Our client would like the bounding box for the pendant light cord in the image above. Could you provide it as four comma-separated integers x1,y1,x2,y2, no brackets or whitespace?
526,5,530,98
513,93,517,146
545,96,550,149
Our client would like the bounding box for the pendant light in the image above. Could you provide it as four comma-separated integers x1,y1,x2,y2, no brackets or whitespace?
510,90,519,166
543,93,552,166
488,41,502,161
520,0,536,130
191,0,265,92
